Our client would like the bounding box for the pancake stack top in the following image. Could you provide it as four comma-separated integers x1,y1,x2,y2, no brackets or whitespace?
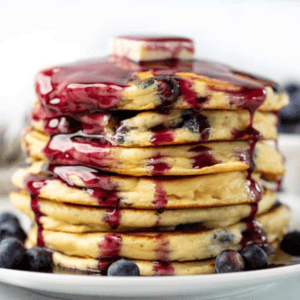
10,36,291,276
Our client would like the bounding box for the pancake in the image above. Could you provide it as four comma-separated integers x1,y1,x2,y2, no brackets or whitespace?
22,128,285,177
26,230,216,275
28,242,281,276
54,252,216,276
31,103,278,147
35,56,288,114
10,188,276,231
12,162,265,208
26,204,290,262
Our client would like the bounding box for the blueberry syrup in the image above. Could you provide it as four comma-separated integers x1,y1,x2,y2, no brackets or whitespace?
48,165,121,209
156,234,170,262
146,155,170,175
150,125,174,146
98,233,122,274
103,209,121,230
49,165,117,190
153,182,168,213
35,55,268,115
188,145,220,169
240,220,269,251
153,261,175,276
42,132,114,171
246,171,263,202
23,174,47,247
247,203,259,220
31,104,110,136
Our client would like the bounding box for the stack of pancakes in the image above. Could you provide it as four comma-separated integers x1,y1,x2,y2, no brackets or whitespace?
10,37,291,275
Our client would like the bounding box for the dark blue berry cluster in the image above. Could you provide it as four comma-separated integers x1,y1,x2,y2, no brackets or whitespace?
0,212,52,272
215,245,268,273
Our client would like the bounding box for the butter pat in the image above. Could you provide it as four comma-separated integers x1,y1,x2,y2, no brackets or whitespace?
109,36,194,62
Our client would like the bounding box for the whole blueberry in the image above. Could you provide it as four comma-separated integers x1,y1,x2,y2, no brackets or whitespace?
0,222,26,243
280,83,300,124
27,247,53,272
285,83,300,97
0,213,20,227
240,245,269,270
280,231,300,256
215,250,245,273
0,238,26,269
107,259,140,276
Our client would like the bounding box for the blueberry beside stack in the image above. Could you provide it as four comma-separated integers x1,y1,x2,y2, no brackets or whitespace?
10,36,290,275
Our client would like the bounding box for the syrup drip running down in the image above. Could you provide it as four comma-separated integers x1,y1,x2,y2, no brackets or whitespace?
146,155,170,175
98,233,122,274
153,261,175,276
150,126,174,146
188,145,221,169
23,174,47,247
240,220,269,251
103,209,121,230
27,166,122,229
153,182,168,213
43,132,113,171
156,234,171,262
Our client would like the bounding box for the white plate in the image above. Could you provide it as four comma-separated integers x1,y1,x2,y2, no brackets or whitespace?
0,195,300,300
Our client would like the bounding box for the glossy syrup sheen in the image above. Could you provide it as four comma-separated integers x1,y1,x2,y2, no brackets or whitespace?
35,56,267,114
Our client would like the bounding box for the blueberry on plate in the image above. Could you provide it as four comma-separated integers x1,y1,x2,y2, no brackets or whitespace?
107,259,140,276
0,237,26,269
280,231,300,256
215,250,245,273
0,222,26,243
240,245,269,270
0,212,20,227
27,247,53,272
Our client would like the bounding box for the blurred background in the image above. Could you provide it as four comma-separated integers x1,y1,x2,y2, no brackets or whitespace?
0,0,299,195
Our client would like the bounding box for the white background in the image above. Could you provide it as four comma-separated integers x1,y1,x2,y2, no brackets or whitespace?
0,0,299,124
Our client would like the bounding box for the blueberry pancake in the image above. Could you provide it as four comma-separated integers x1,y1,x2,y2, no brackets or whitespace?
35,56,288,114
10,188,276,231
25,204,290,263
12,162,267,209
22,129,285,177
29,242,280,276
31,102,278,147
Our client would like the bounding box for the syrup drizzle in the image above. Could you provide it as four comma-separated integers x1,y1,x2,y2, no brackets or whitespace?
150,126,174,146
156,234,170,262
42,132,113,170
153,261,175,276
146,155,170,175
49,165,121,209
25,166,122,229
240,220,268,250
188,145,221,169
153,182,168,213
103,209,121,230
98,233,122,274
35,56,268,115
23,174,47,247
